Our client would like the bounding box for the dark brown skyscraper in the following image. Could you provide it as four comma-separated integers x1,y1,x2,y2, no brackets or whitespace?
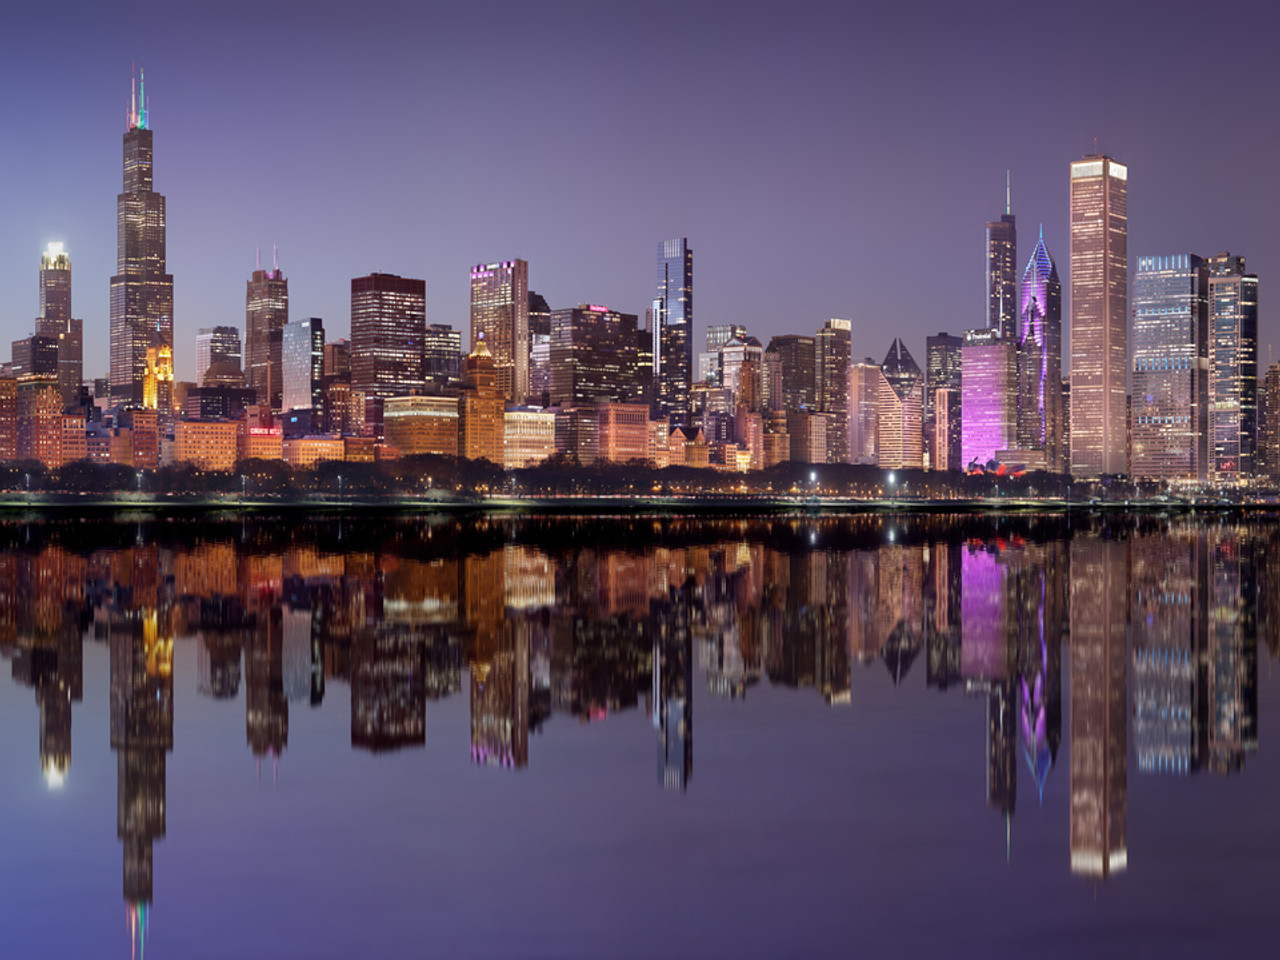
109,70,173,408
245,251,289,412
351,273,427,401
987,174,1018,340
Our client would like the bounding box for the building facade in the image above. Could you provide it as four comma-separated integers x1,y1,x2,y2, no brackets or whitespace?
195,326,242,388
987,182,1018,339
655,238,694,427
816,318,851,463
109,70,174,408
470,260,529,404
961,328,1017,467
1069,155,1128,476
351,273,427,403
1206,253,1259,479
1017,231,1064,471
36,243,83,411
876,339,924,469
281,317,325,415
1130,254,1209,481
245,259,289,411
549,305,642,407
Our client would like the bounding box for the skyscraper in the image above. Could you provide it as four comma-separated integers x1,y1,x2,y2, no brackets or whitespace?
655,238,693,426
766,334,817,412
987,175,1018,339
1206,253,1259,479
351,273,427,401
281,317,325,415
109,69,173,408
424,323,462,387
1130,254,1209,481
961,328,1017,467
548,305,642,407
245,253,289,412
848,359,880,465
36,243,82,411
470,260,529,403
195,326,243,387
876,338,923,469
1264,362,1280,479
924,332,963,426
1069,155,1128,477
1016,229,1063,471
816,318,852,463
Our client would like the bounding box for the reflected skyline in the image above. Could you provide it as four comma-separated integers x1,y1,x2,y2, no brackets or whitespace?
0,511,1277,953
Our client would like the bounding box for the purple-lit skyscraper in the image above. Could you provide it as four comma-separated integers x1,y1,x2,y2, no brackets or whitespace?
1016,229,1063,471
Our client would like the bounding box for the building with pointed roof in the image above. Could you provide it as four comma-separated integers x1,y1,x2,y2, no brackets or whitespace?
1017,229,1064,471
875,338,923,468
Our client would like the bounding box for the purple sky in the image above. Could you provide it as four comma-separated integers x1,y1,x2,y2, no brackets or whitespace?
1,0,1276,381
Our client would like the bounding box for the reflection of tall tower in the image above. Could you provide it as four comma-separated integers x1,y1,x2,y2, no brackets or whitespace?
246,605,288,761
1069,536,1127,878
467,552,527,767
352,628,427,752
1204,529,1260,774
109,608,174,927
987,682,1017,816
655,583,693,791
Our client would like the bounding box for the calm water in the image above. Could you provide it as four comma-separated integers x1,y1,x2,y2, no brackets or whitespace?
1,511,1278,959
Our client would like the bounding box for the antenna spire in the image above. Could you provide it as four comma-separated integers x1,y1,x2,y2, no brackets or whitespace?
256,246,261,271
1006,170,1011,216
138,65,147,129
130,63,136,130
273,244,278,272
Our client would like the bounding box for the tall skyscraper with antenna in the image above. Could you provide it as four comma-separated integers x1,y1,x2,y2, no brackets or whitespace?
109,68,174,409
986,174,1018,339
246,247,289,412
36,243,83,411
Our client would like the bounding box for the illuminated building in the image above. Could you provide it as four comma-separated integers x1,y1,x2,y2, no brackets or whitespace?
848,359,880,466
988,682,1017,815
11,335,59,380
283,435,346,467
0,378,17,460
549,304,642,406
36,243,83,411
424,323,462,387
925,332,962,428
323,340,350,379
503,408,557,468
785,410,828,464
60,412,87,462
1016,230,1064,470
1205,530,1259,773
557,403,650,466
815,318,851,462
655,238,694,427
470,260,529,403
933,387,961,471
1069,537,1128,878
459,338,504,463
352,630,426,752
245,253,289,411
876,338,923,469
1069,155,1128,477
987,176,1018,339
281,317,325,415
383,396,459,458
1206,253,1259,478
110,69,174,409
184,385,256,421
351,273,427,402
141,346,173,422
173,419,238,471
195,326,242,387
766,334,817,412
961,328,1016,467
238,423,282,461
1264,363,1280,478
17,379,63,467
1130,254,1209,480
130,409,160,468
718,335,763,400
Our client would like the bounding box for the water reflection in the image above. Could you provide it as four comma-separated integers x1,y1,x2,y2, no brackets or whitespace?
1,512,1277,946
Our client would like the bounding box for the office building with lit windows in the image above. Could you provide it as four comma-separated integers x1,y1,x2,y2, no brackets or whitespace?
245,258,289,411
876,339,923,469
1017,231,1064,471
1206,253,1259,479
195,326,242,388
549,305,642,407
470,260,529,403
36,243,83,411
987,180,1018,339
925,332,962,426
1130,254,1209,481
655,238,693,426
816,318,851,462
351,273,427,402
1069,155,1128,476
109,70,174,408
282,317,325,415
766,334,817,412
961,328,1017,467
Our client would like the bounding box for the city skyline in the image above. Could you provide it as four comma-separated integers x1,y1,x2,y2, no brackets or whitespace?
1,2,1276,383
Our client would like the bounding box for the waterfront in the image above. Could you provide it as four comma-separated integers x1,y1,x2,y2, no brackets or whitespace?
1,512,1277,958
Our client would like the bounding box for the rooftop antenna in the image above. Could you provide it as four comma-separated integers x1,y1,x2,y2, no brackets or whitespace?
1006,170,1011,216
130,62,136,129
256,246,261,271
273,244,279,273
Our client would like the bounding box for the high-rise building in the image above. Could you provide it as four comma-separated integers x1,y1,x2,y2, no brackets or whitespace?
12,336,59,381
848,360,880,465
549,305,642,407
1069,155,1128,477
424,323,462,387
245,254,289,411
1206,253,1259,479
459,338,505,463
961,328,1017,467
36,243,83,412
876,339,924,469
766,334,817,412
925,332,962,426
1016,230,1064,471
1130,254,1209,481
323,340,350,379
1264,362,1280,479
351,273,427,402
816,319,851,463
933,387,961,471
282,318,325,414
655,238,693,426
470,260,529,403
718,335,763,399
109,70,174,408
987,176,1018,339
195,326,242,387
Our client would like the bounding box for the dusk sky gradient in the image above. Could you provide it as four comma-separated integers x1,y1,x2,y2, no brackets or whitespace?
1,0,1276,381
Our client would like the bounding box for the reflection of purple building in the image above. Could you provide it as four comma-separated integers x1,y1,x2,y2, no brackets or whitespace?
1016,230,1063,471
961,549,1008,682
961,328,1016,467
